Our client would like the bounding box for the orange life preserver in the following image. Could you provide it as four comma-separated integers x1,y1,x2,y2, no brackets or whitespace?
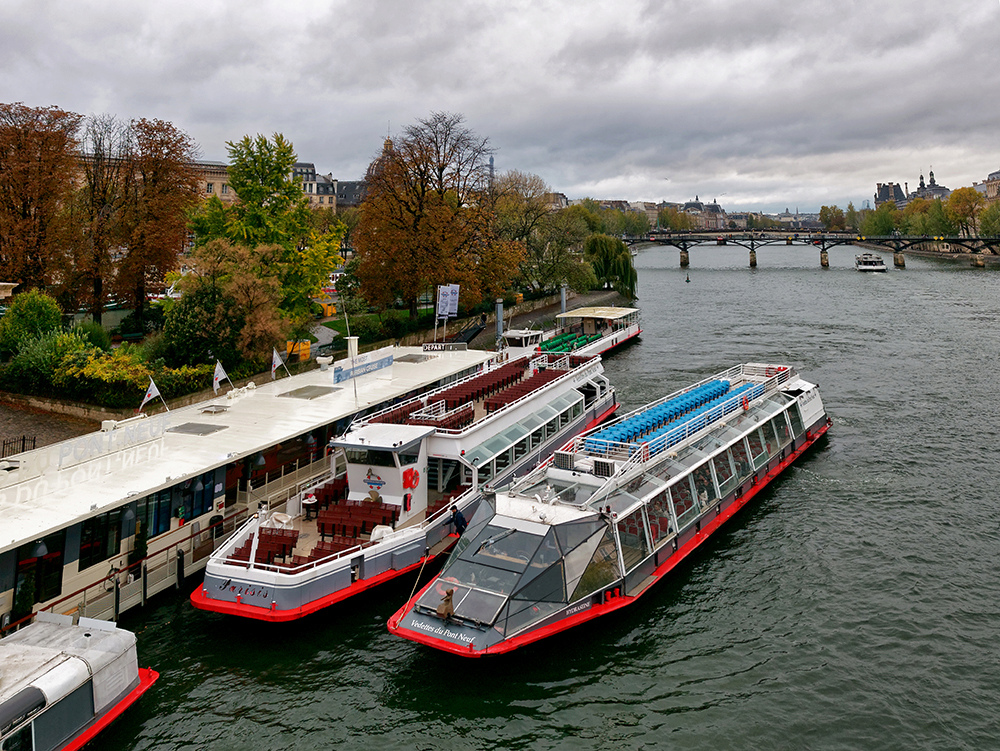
742,396,749,411
403,467,420,490
765,366,777,377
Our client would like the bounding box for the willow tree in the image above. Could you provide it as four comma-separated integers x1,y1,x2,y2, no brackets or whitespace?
354,112,524,319
583,234,638,300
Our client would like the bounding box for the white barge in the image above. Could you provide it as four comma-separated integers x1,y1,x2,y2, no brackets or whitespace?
191,351,618,621
388,363,831,656
0,612,157,751
0,343,501,629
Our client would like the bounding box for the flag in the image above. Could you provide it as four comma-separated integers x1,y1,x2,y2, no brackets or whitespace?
447,284,460,318
139,377,160,411
213,360,227,394
271,348,282,380
436,285,450,319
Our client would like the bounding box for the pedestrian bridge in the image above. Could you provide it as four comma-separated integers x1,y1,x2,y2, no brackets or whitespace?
626,231,1000,268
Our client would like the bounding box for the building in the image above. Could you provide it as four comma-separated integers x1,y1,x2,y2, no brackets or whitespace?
974,168,1000,204
875,182,906,208
335,181,366,209
875,171,952,209
293,162,337,209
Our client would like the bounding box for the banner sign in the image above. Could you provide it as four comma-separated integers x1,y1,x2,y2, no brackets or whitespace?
436,285,450,318
334,345,394,383
447,284,460,318
422,342,468,352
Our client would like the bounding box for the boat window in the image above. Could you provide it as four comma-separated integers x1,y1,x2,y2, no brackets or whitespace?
449,500,497,560
32,680,95,751
544,417,558,439
458,525,543,574
761,420,779,457
691,464,715,506
513,438,529,462
345,449,396,467
444,559,521,595
771,414,792,447
495,447,512,474
747,429,767,469
558,409,570,429
713,451,737,498
616,507,649,572
730,439,752,480
569,527,620,601
624,472,665,501
79,507,123,572
530,428,544,449
670,477,699,529
398,450,419,466
477,461,494,485
647,490,674,545
571,400,583,420
554,518,605,553
502,597,564,638
789,405,805,436
511,559,566,604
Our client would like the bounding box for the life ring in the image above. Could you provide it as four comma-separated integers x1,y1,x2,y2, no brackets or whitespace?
742,396,749,411
765,366,777,377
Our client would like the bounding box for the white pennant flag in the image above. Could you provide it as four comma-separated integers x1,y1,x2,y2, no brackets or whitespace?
139,377,160,412
213,360,227,394
271,348,282,380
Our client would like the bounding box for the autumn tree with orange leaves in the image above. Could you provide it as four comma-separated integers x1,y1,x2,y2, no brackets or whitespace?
353,112,524,319
0,103,83,292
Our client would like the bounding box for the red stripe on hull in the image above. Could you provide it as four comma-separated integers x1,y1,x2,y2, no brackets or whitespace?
585,401,619,429
388,418,831,657
61,667,159,751
189,545,456,622
595,327,642,355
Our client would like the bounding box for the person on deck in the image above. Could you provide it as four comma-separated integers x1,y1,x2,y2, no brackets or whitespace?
444,505,468,535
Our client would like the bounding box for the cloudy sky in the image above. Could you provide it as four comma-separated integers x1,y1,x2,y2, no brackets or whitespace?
4,0,999,213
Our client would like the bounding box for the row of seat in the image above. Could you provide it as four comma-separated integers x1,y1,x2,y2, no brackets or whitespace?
430,357,530,410
317,503,397,540
409,402,474,431
645,383,765,457
540,333,601,352
586,380,731,448
483,368,563,412
369,400,423,425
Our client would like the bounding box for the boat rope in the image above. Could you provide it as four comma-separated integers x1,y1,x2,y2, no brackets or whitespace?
406,546,432,605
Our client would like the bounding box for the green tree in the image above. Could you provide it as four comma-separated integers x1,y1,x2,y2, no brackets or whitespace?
845,202,860,231
583,234,638,300
658,206,694,230
861,202,900,236
188,133,342,324
979,202,1000,237
0,288,63,359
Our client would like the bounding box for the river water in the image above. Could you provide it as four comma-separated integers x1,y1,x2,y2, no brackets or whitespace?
106,245,1000,750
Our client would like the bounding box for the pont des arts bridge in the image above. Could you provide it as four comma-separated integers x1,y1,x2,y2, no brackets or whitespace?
626,231,1000,268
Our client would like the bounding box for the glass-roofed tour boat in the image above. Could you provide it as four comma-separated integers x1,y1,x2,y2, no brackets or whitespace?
388,363,831,656
192,351,617,621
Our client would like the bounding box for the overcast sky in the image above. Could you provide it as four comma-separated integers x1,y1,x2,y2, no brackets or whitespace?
4,0,999,213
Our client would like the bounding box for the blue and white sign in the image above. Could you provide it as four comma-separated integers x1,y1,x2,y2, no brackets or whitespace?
334,345,394,383
447,284,460,317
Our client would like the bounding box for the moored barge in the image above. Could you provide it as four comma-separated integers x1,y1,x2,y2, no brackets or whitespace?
191,351,617,621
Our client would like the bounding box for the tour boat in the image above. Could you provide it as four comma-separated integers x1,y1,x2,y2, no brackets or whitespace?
855,253,887,272
388,363,831,657
0,612,157,751
502,306,641,357
191,351,618,621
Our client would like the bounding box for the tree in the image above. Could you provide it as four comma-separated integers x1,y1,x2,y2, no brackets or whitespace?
354,112,523,318
583,234,637,300
64,114,135,324
861,202,900,236
0,103,83,291
162,239,287,368
114,119,200,328
494,171,594,292
845,202,860,232
0,288,63,359
946,187,985,237
188,133,342,324
979,202,1000,237
819,205,845,231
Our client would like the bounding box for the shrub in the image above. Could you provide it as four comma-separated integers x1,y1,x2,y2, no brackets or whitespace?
3,330,90,395
73,320,112,351
0,289,63,360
